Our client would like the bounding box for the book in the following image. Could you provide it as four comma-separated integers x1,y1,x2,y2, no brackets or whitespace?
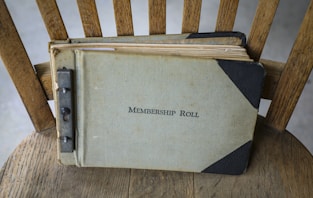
52,31,247,46
51,32,250,61
50,32,264,174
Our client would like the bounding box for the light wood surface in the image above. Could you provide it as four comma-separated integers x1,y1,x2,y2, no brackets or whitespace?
266,0,313,131
1,117,312,197
36,0,68,40
215,0,239,31
247,0,280,61
77,0,102,37
113,0,134,36
0,1,55,132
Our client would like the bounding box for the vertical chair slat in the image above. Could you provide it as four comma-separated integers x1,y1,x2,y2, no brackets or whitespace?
0,1,55,132
215,0,239,31
36,0,68,40
77,0,102,37
266,0,313,132
113,0,134,36
149,0,166,35
247,0,280,61
182,0,202,33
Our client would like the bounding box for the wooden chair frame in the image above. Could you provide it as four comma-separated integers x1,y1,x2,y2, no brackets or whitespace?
1,0,312,134
1,0,313,197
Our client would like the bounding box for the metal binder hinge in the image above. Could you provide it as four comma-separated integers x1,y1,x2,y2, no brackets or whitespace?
57,68,74,152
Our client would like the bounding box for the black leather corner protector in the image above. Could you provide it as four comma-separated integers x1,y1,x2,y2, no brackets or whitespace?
186,32,247,46
217,60,265,109
201,141,252,175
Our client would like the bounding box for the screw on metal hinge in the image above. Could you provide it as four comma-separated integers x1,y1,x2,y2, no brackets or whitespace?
61,87,68,94
61,107,71,121
60,136,71,143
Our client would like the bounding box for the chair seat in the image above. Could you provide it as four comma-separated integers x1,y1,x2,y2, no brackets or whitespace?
1,116,313,197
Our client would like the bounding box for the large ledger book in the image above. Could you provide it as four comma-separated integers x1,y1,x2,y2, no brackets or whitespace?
50,32,264,175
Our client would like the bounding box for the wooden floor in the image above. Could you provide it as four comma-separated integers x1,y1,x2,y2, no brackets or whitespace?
1,117,313,197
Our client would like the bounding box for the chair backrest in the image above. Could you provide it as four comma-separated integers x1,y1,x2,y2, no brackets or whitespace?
0,0,312,132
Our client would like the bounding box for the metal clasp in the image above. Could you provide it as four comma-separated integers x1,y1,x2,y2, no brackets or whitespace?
57,68,74,152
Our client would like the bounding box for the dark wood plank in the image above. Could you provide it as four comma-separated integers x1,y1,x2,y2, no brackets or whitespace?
113,0,134,36
77,0,102,37
194,116,313,197
0,1,55,132
215,0,239,31
128,169,193,197
149,0,166,35
36,0,68,40
0,129,130,197
182,0,202,33
266,0,313,132
247,0,280,61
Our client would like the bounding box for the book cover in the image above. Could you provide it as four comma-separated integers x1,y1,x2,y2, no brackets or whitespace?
51,33,264,174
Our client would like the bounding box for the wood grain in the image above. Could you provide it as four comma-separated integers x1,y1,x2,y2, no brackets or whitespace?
182,0,202,33
77,0,102,37
1,117,313,197
215,0,239,31
36,0,68,40
266,0,313,132
0,129,130,197
34,62,53,100
247,0,280,61
113,0,134,36
149,0,166,35
0,1,55,132
129,169,193,197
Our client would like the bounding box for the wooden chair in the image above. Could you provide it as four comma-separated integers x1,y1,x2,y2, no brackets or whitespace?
1,0,313,197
